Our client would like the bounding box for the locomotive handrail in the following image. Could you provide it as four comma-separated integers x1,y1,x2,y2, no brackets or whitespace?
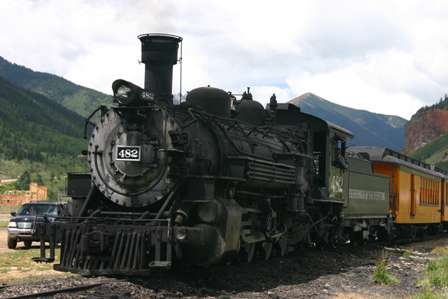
52,216,169,223
185,174,246,182
112,105,157,110
84,105,158,139
272,152,314,161
100,211,157,216
83,105,108,139
227,155,296,169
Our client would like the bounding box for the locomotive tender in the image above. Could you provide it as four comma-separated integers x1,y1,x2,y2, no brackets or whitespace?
35,34,448,275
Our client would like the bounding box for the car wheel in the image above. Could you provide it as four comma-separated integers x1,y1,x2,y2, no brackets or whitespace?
24,240,32,249
7,237,17,249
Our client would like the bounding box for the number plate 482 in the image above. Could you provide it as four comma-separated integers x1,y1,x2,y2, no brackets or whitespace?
116,146,141,161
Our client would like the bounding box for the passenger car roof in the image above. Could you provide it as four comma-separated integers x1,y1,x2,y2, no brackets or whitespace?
348,146,448,178
22,201,59,205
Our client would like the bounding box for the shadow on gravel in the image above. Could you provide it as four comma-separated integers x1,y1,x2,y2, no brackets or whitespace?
123,245,382,298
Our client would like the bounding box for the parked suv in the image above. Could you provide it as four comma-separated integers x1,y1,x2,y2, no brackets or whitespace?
7,202,62,249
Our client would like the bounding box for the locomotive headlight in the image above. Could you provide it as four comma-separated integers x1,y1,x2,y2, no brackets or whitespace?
112,79,149,106
113,82,134,106
116,85,132,98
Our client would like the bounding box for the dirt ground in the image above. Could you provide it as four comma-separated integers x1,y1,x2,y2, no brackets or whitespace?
0,228,12,253
0,229,5,244
0,213,9,223
0,237,445,299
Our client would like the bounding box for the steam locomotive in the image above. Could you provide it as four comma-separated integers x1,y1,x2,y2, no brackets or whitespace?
34,34,448,275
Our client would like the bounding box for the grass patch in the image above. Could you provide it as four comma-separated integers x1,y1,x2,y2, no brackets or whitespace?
0,248,57,271
413,287,448,299
0,207,14,228
0,206,16,213
425,257,448,288
414,256,448,299
0,221,8,228
373,259,400,285
432,247,448,256
0,247,67,284
402,249,413,258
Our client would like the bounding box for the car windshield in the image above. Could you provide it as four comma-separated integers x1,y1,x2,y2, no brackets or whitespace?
17,204,58,216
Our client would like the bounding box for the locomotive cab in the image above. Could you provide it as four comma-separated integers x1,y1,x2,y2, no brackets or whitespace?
273,103,353,202
326,123,352,203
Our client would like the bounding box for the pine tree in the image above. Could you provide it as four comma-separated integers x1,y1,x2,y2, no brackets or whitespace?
15,171,31,190
35,173,44,185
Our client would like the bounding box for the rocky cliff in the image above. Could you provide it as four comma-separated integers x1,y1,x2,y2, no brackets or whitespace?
405,99,448,154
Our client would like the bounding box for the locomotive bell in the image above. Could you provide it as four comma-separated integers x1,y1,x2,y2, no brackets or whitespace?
138,33,182,104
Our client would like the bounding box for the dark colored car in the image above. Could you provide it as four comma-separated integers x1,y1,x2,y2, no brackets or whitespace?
7,202,63,249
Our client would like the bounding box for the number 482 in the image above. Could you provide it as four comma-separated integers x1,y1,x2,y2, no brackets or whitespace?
118,148,139,159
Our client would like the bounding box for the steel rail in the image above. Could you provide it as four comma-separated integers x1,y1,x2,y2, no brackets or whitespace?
3,282,103,299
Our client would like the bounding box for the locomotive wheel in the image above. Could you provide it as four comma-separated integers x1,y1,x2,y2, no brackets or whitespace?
262,241,273,260
409,226,417,241
276,237,288,257
350,231,365,246
377,227,391,243
241,243,256,263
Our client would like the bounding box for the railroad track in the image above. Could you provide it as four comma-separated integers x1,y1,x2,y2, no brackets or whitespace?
1,282,103,299
1,234,447,299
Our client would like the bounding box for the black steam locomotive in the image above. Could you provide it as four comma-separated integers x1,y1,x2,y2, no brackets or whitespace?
35,34,394,275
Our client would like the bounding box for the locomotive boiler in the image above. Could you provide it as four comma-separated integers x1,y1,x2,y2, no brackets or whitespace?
35,33,389,275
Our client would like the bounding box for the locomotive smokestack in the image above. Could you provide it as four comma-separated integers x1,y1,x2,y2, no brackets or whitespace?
138,33,182,104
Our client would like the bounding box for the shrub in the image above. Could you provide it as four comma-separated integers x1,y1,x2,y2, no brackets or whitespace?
373,259,399,285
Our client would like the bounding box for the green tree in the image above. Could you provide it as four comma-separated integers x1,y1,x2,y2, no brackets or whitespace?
35,173,44,185
15,171,31,190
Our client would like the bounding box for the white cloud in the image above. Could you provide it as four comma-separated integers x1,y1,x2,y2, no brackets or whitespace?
1,0,448,119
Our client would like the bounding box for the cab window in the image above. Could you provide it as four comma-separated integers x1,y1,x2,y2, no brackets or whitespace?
332,137,347,169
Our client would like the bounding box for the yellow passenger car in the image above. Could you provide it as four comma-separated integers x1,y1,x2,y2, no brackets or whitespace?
350,147,445,225
442,180,448,222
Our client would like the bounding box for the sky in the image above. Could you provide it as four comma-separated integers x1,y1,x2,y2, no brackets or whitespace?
1,0,448,120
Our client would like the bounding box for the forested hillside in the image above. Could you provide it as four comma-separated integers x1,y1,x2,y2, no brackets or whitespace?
0,56,112,117
411,133,448,170
0,77,87,198
0,78,85,160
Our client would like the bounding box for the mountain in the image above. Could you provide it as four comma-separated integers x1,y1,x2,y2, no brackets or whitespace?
0,76,87,197
0,77,85,161
0,56,112,117
406,95,448,170
405,109,448,154
405,95,448,154
290,93,407,151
